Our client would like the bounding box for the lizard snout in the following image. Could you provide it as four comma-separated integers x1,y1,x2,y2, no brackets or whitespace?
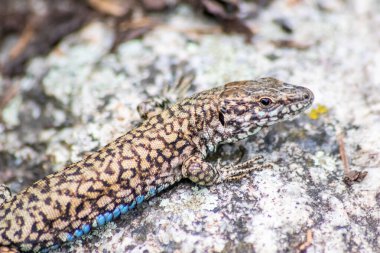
301,87,314,103
302,87,314,111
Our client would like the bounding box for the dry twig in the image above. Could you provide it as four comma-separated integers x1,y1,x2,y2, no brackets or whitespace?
337,133,368,185
298,229,313,252
271,39,311,50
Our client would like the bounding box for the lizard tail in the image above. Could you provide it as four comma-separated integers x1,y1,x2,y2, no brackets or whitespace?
0,184,12,207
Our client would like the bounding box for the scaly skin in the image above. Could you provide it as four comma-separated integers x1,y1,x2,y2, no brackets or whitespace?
0,77,314,252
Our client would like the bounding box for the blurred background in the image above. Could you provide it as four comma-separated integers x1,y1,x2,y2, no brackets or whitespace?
0,0,379,252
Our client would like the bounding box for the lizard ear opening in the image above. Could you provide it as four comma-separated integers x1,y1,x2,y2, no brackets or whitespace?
218,111,225,126
218,106,227,126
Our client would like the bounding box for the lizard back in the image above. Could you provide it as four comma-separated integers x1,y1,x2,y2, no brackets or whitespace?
0,104,200,251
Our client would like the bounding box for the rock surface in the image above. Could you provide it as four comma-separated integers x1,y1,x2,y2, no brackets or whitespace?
1,0,380,252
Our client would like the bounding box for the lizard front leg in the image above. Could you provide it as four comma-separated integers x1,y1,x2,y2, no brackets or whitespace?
182,153,272,186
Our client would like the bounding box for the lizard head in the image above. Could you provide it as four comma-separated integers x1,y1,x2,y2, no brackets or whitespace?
217,77,314,141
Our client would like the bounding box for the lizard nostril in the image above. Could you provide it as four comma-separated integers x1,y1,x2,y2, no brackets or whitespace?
303,93,310,100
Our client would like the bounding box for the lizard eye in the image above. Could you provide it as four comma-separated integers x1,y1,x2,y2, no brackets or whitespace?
259,98,272,107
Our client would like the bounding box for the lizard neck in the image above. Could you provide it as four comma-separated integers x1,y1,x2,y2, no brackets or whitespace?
170,88,265,156
170,95,225,156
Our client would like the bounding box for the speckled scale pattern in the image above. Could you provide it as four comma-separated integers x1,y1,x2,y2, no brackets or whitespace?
0,78,314,252
0,105,194,252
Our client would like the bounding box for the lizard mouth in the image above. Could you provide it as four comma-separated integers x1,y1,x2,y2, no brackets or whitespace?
292,86,314,110
275,86,314,121
255,86,314,126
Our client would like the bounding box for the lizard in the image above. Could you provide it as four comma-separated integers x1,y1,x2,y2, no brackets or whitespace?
0,77,314,252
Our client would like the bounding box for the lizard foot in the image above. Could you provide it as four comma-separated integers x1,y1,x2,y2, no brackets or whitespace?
219,156,273,182
182,154,272,186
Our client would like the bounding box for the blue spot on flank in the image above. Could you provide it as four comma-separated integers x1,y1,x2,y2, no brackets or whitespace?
136,195,144,204
67,233,74,242
119,204,129,214
257,111,266,117
113,207,121,219
51,244,60,250
104,212,113,223
96,214,106,226
82,224,91,234
149,188,156,196
41,248,49,253
74,229,83,237
129,200,136,209
157,184,167,193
